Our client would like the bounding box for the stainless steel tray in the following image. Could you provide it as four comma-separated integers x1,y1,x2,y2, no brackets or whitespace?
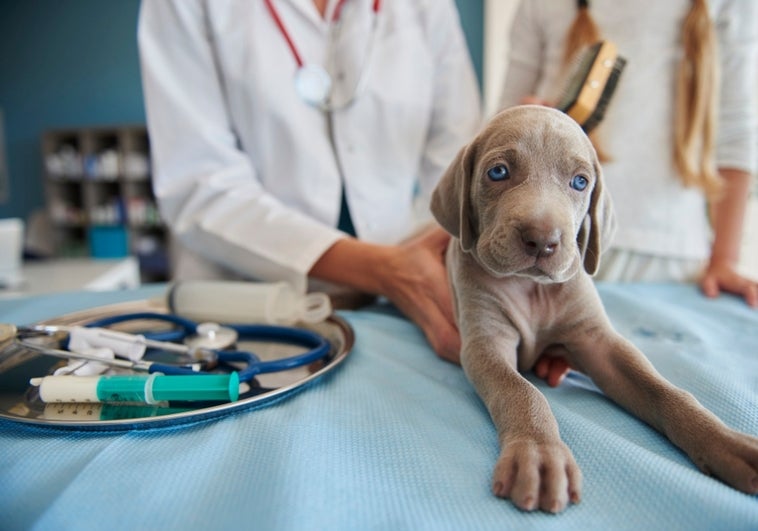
0,299,353,430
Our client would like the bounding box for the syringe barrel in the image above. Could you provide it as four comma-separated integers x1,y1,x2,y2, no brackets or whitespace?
35,375,100,403
32,373,240,404
150,373,239,402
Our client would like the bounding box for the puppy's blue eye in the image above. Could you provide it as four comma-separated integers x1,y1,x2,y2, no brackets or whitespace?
571,175,588,191
487,164,510,181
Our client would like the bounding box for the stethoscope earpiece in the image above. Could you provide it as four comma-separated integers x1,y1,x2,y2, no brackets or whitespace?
185,322,239,352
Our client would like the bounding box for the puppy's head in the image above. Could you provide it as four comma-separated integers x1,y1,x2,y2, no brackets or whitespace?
431,105,615,283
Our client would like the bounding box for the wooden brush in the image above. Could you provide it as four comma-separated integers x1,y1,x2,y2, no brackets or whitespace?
557,40,627,133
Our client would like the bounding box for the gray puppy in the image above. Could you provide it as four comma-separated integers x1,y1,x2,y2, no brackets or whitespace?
431,105,758,513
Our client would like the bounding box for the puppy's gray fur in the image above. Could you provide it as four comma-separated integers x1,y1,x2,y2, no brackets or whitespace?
431,105,758,513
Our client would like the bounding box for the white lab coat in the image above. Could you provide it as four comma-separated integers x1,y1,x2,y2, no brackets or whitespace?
138,0,482,292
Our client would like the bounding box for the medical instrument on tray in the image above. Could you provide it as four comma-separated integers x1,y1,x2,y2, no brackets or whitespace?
59,321,238,362
167,280,332,325
30,372,239,404
41,401,191,421
264,0,381,110
18,340,204,375
12,312,332,383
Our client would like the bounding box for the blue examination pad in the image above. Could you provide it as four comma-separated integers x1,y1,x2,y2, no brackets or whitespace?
0,282,757,530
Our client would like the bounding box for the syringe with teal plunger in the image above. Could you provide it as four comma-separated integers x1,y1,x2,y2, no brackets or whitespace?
30,372,240,404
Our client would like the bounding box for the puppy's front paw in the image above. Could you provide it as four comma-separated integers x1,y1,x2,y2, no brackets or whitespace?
692,430,758,494
492,439,582,513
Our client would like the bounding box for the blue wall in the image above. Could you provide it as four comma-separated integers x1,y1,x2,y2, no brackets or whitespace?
0,0,145,221
0,0,483,222
455,0,484,97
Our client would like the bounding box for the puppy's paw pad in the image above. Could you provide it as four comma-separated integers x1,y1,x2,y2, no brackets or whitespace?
516,495,537,512
543,499,565,514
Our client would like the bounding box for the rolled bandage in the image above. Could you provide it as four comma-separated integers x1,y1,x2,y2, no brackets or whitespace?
53,346,114,376
68,326,147,361
168,280,332,325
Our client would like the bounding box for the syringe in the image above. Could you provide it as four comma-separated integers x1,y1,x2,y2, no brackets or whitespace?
41,402,192,421
30,372,240,404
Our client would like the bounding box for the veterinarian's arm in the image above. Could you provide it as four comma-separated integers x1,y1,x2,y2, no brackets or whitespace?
310,226,461,362
702,168,758,307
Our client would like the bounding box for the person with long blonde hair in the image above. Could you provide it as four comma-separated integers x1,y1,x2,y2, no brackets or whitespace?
499,0,758,307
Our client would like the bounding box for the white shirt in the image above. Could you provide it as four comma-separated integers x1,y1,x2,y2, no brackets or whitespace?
138,0,481,292
499,0,758,261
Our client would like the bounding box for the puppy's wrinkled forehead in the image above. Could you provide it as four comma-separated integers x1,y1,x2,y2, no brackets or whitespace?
478,106,595,163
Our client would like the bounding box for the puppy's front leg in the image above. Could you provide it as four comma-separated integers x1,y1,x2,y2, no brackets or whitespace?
460,325,582,513
568,325,758,495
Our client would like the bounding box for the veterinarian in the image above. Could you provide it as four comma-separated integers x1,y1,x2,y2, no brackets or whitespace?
499,0,758,307
137,0,481,363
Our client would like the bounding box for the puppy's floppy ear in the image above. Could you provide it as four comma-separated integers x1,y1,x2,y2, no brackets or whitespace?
430,142,477,251
578,158,616,275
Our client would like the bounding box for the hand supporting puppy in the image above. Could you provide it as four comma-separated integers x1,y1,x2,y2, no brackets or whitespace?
309,225,461,363
533,350,572,387
378,225,462,363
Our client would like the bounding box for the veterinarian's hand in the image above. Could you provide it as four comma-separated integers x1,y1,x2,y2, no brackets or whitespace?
700,260,758,308
534,355,572,387
309,226,460,362
383,226,461,363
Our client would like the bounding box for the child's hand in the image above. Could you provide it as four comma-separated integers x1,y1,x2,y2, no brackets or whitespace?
701,261,758,308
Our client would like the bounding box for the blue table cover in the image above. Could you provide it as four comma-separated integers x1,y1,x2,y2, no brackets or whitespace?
1,283,757,530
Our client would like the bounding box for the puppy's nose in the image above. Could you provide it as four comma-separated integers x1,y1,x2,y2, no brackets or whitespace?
520,227,561,257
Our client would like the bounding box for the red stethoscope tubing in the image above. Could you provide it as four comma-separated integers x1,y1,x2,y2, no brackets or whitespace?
264,0,382,68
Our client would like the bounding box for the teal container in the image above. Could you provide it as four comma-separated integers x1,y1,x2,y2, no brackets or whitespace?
89,225,129,258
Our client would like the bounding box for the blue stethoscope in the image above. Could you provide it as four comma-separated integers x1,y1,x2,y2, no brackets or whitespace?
26,313,332,384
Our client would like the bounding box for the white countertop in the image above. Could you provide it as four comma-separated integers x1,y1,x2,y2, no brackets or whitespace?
0,256,140,298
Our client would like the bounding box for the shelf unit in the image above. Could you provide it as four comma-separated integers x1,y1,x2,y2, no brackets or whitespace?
41,125,169,282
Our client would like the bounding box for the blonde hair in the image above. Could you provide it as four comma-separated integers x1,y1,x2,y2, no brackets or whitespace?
563,0,721,197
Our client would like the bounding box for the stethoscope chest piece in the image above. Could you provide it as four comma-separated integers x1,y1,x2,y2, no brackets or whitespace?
184,322,239,351
295,64,333,108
